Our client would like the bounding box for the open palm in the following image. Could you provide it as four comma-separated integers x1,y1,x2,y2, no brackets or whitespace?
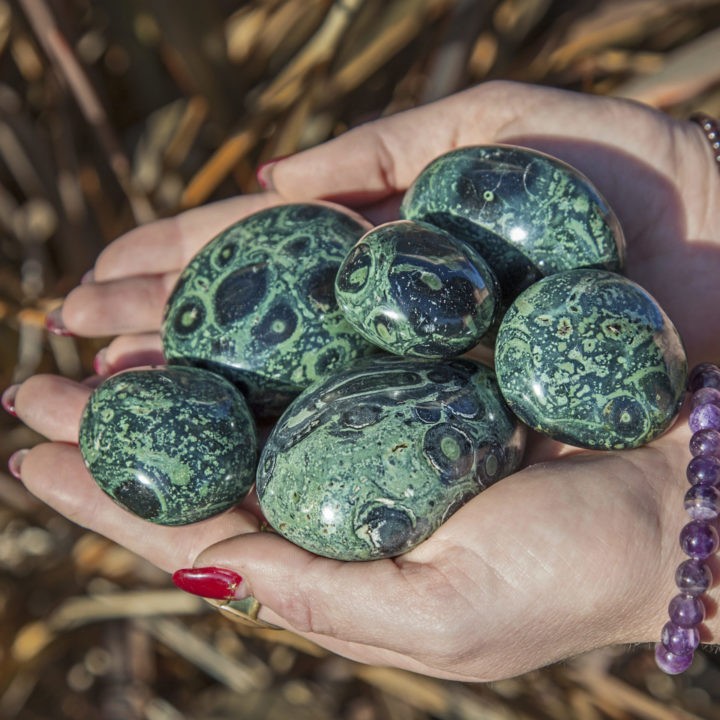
12,81,720,681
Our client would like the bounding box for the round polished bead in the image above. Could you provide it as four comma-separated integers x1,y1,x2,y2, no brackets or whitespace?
686,455,720,486
675,558,713,595
689,403,720,433
690,428,720,458
684,484,720,520
661,621,700,655
655,643,695,674
689,363,720,392
691,387,720,410
669,594,706,627
680,520,719,559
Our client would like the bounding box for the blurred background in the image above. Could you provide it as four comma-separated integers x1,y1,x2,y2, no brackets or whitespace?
2,0,720,718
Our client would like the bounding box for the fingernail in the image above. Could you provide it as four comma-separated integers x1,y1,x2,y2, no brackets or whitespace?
45,306,72,336
8,449,28,479
93,348,108,376
81,269,95,284
1,384,19,417
256,155,289,190
172,566,244,600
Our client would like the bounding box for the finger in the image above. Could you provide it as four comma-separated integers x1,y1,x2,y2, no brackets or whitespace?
93,193,283,282
14,375,90,443
268,81,660,203
96,333,165,374
20,442,260,572
62,273,177,337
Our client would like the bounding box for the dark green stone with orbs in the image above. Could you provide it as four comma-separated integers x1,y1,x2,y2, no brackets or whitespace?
257,355,526,561
79,366,258,525
494,269,687,450
400,145,625,306
335,220,500,358
162,203,377,416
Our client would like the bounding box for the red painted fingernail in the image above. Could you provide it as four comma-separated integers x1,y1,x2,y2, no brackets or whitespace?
1,384,19,417
81,269,95,284
256,155,290,190
45,306,73,336
8,449,28,479
93,348,108,376
172,566,244,600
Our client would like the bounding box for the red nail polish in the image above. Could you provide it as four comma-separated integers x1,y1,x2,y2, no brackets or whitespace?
172,566,243,600
1,384,19,417
45,307,73,336
256,155,290,190
8,449,28,479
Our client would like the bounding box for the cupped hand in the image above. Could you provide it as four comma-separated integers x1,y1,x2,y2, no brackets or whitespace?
12,81,720,681
12,373,701,681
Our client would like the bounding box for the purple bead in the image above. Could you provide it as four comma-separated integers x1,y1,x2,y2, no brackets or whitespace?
686,455,720,486
655,643,694,674
691,387,720,410
689,363,720,392
689,403,720,433
675,558,713,595
661,621,700,655
684,484,720,520
669,594,706,627
680,520,719,559
690,428,720,458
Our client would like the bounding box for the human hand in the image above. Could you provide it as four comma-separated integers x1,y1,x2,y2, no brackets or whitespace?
9,81,720,681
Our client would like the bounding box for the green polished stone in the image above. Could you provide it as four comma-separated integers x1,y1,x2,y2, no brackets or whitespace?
79,366,258,525
257,355,526,560
162,203,377,416
494,269,687,450
335,220,500,358
400,145,625,306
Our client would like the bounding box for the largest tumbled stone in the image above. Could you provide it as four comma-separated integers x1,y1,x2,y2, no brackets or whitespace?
494,269,687,450
257,355,526,560
162,203,377,416
400,145,625,305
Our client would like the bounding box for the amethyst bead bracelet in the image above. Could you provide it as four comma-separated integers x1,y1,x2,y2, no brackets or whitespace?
656,363,720,674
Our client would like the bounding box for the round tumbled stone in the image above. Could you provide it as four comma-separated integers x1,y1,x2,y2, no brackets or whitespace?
494,269,687,450
79,366,257,525
162,203,377,416
335,220,500,358
257,356,526,560
400,144,625,305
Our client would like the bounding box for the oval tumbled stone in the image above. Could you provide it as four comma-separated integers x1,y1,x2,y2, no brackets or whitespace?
335,220,500,358
401,145,625,305
162,203,377,416
79,366,258,525
495,269,687,450
257,355,526,560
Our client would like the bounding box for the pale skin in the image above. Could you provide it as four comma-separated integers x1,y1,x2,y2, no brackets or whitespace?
10,81,720,681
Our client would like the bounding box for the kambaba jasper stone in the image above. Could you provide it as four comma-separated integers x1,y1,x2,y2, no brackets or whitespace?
79,366,257,525
162,203,377,416
401,145,625,306
494,269,687,450
257,355,526,561
335,220,500,358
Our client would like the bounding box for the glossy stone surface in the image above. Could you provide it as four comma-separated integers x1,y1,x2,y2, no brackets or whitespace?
335,220,499,358
162,203,376,416
400,145,625,305
79,367,257,525
494,269,687,450
256,356,526,560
